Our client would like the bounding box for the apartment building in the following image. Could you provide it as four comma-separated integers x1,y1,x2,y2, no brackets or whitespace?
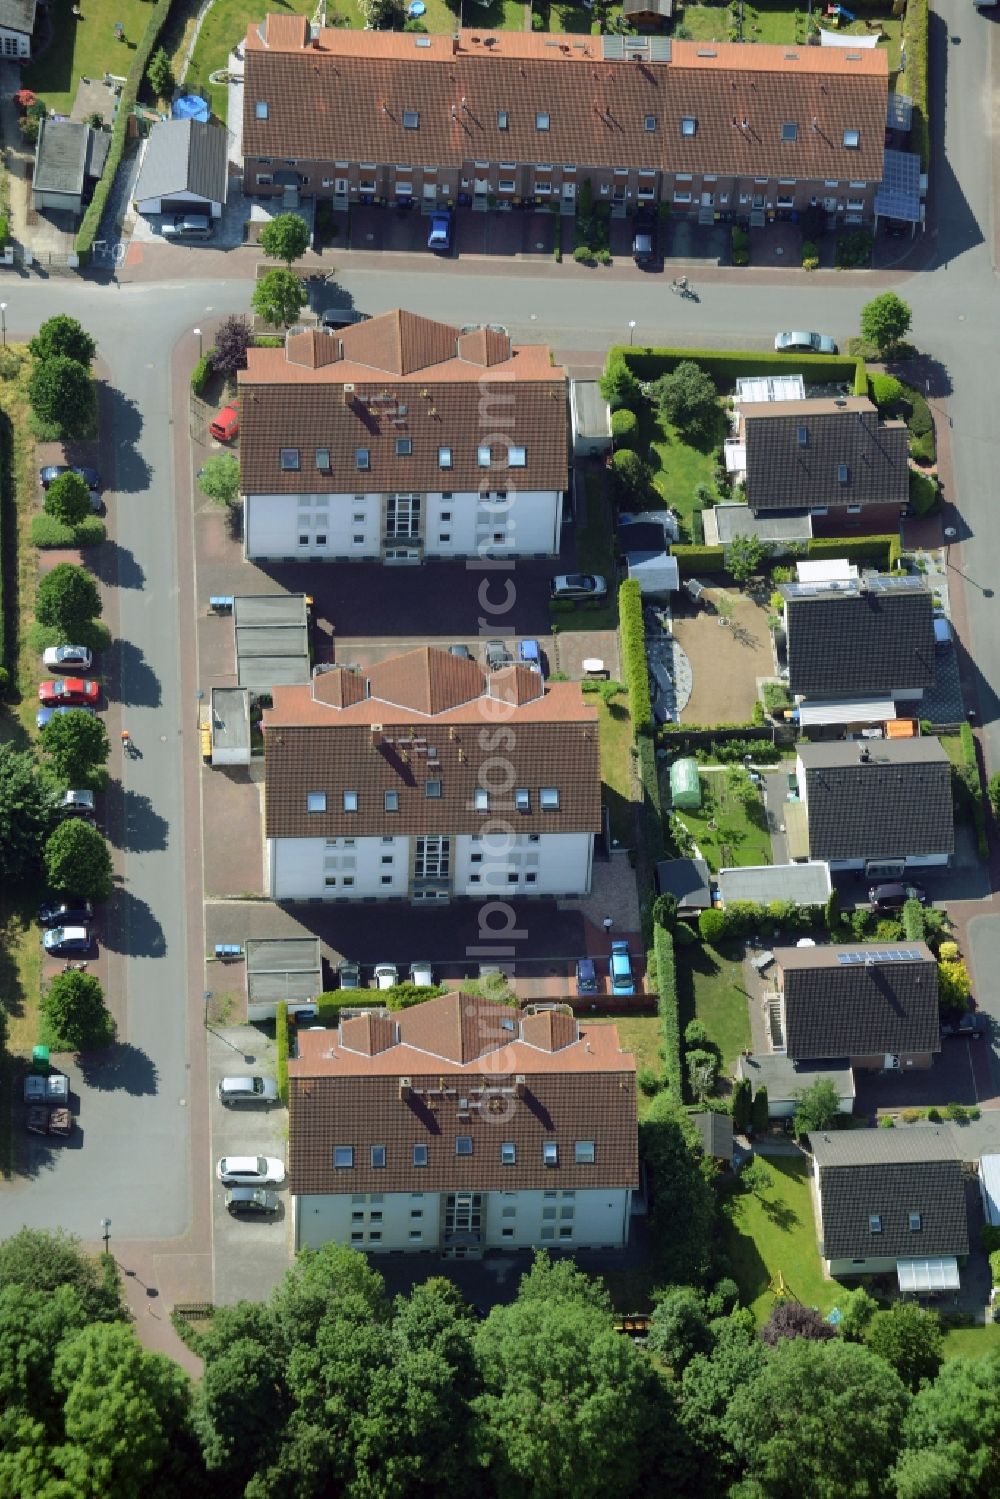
238,310,567,563
262,646,601,901
242,19,888,225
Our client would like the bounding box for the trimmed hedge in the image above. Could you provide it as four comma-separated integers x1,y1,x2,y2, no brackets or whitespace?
314,983,449,1021
670,543,726,576
619,578,653,736
637,734,665,859
605,345,867,394
276,1001,289,1104
76,0,173,260
611,407,638,448
806,535,894,566
190,352,214,397
902,0,930,170
961,721,988,859
0,409,11,684
31,514,105,548
653,924,681,1098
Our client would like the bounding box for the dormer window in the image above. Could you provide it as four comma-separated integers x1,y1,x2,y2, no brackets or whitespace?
402,109,419,129
844,128,860,148
280,448,300,471
781,122,798,142
507,445,526,467
536,112,550,131
681,116,697,137
497,110,509,130
478,445,491,467
644,115,657,132
255,101,269,120
438,446,452,469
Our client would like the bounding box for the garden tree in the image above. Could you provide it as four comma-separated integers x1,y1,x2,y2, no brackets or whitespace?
27,356,94,438
938,959,972,1010
210,315,254,378
903,896,927,942
609,447,653,508
44,470,92,526
259,211,312,266
792,1076,841,1138
726,765,760,810
35,562,102,635
892,1352,1000,1499
760,1300,835,1347
640,1093,715,1283
474,1260,674,1499
43,971,116,1051
28,314,96,368
837,1286,878,1343
19,114,39,144
686,1047,719,1102
197,454,240,507
865,1302,943,1391
647,1286,712,1372
598,360,640,411
511,1252,613,1311
251,267,309,328
727,533,773,586
361,0,404,26
43,818,114,902
653,360,718,438
41,710,110,787
705,1278,740,1318
0,743,59,881
860,291,912,355
727,1337,910,1499
989,770,1000,818
750,1084,769,1134
195,1334,286,1489
739,1157,773,1200
0,1227,123,1322
698,907,727,945
679,1311,766,1491
146,47,174,99
731,1075,752,1133
652,891,678,930
869,372,904,409
0,1283,91,1428
824,888,841,932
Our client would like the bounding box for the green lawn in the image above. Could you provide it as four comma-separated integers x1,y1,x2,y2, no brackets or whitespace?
671,770,773,872
597,696,635,849
679,2,902,70
676,940,750,1074
720,1153,846,1322
24,0,154,115
637,401,724,540
941,1323,1000,1361
547,1,599,32
590,1013,661,1119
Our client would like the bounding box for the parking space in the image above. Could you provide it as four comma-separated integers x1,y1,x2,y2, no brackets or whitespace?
208,1027,292,1306
852,1035,993,1116
347,205,561,259
129,177,250,250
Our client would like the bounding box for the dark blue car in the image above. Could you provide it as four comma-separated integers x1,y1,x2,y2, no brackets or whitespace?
427,210,453,253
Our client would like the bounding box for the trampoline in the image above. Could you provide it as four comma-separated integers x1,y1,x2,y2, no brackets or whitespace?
172,95,210,123
407,1,426,14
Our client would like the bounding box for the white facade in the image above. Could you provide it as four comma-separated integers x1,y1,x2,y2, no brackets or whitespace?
294,1184,632,1254
244,488,562,562
0,24,30,60
136,188,223,217
269,830,594,901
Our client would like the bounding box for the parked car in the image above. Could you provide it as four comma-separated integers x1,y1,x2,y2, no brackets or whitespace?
338,960,361,989
208,404,239,443
941,1012,988,1040
38,899,93,928
38,678,100,707
448,644,472,659
409,961,434,987
609,940,635,996
39,464,102,492
575,957,599,997
427,210,453,253
374,963,399,991
42,925,92,956
320,307,370,329
161,213,214,240
632,209,657,267
216,1155,286,1186
518,639,543,675
60,790,96,819
37,705,97,729
869,882,927,911
550,573,608,601
226,1187,280,1217
218,1076,280,1106
42,644,93,671
485,639,513,671
774,330,838,355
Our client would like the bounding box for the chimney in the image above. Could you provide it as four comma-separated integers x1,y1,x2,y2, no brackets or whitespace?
343,382,355,407
452,31,459,53
514,1075,526,1099
399,1077,412,1101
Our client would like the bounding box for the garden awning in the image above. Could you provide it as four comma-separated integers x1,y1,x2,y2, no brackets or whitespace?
896,1257,960,1293
796,697,896,727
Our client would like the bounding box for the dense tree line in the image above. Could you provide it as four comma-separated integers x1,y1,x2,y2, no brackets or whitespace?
2,1227,999,1498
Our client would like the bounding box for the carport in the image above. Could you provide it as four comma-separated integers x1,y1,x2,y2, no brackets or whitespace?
209,687,250,766
717,861,831,906
234,594,311,691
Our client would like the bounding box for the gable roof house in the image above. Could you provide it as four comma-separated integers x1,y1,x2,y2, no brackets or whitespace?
238,309,567,563
242,20,888,225
810,1128,968,1288
781,573,936,728
262,646,601,901
133,118,229,219
774,942,940,1070
740,396,909,536
788,737,954,872
0,0,37,60
288,990,639,1253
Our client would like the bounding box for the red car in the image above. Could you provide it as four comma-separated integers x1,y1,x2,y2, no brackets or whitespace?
38,678,101,707
209,404,239,443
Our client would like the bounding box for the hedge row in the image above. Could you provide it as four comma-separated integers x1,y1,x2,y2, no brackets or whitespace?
606,345,867,394
276,1001,290,1104
31,514,105,548
314,983,450,1021
902,0,930,170
190,352,214,397
76,0,173,260
806,535,895,565
671,543,726,576
637,734,665,859
619,578,653,736
653,924,681,1099
960,721,989,860
0,409,11,683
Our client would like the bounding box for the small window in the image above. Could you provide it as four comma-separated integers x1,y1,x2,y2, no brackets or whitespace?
500,1142,516,1165
409,1230,423,1240
356,448,370,471
478,445,491,468
869,1214,882,1234
796,426,808,446
497,110,509,130
402,109,419,129
536,112,550,131
844,128,860,149
909,1212,922,1232
306,792,326,813
395,438,412,456
413,1144,428,1166
334,1146,354,1168
515,788,530,813
368,1231,382,1242
410,1208,423,1218
280,448,300,471
781,121,798,142
315,534,327,547
501,1227,515,1238
681,116,697,136
540,787,560,810
644,114,656,132
525,872,537,885
456,1136,473,1156
425,779,442,799
384,791,399,812
439,446,452,469
380,875,392,885
575,1140,595,1163
475,788,489,812
507,445,526,468
343,791,358,812
351,1230,364,1242
440,509,452,520
837,463,850,484
315,448,331,471
371,1145,386,1168
543,1141,558,1167
255,101,269,120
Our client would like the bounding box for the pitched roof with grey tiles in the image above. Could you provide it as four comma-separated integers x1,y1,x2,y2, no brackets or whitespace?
784,580,936,697
777,942,940,1059
288,991,638,1194
0,0,36,34
810,1127,968,1260
692,1111,733,1159
744,398,909,513
32,120,95,196
798,737,954,862
243,23,887,184
263,647,600,838
134,118,228,205
238,309,566,496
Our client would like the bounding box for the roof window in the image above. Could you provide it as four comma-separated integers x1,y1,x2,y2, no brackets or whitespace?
384,791,399,812
255,101,269,120
508,445,526,467
781,121,798,142
575,1140,595,1163
315,448,331,471
844,128,860,148
280,448,300,471
540,787,560,810
478,445,492,467
356,448,370,471
456,1136,473,1156
644,115,657,132
425,779,442,799
501,1142,516,1165
837,463,850,484
536,112,550,131
438,446,452,469
681,116,697,137
475,788,489,811
869,1214,882,1234
909,1212,922,1231
306,792,327,813
395,437,412,456
797,426,808,446
402,109,419,129
413,1144,428,1166
497,110,509,129
343,791,358,812
371,1145,386,1167
543,1142,558,1166
515,788,530,812
334,1146,353,1168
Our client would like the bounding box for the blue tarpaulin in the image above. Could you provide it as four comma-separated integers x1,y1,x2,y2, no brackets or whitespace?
172,95,209,123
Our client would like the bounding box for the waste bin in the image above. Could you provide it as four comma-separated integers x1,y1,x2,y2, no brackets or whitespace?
31,1044,50,1073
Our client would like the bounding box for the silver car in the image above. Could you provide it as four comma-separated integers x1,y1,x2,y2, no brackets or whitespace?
218,1076,280,1106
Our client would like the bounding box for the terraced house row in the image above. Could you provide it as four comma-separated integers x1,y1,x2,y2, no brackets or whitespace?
243,18,890,225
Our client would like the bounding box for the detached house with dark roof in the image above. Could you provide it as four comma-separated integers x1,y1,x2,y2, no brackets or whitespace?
288,990,639,1254
242,19,888,225
774,942,941,1071
788,737,954,874
262,646,601,901
238,309,567,564
810,1128,968,1289
781,573,936,728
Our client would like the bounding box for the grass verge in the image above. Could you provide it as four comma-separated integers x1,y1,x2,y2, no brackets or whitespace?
941,1322,1000,1361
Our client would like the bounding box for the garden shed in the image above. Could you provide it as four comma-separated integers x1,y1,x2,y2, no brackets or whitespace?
669,757,701,810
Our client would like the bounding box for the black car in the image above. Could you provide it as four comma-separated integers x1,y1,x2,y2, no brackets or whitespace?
226,1187,280,1217
38,900,94,929
632,210,658,267
869,882,927,911
576,957,599,997
941,1013,988,1041
39,464,102,492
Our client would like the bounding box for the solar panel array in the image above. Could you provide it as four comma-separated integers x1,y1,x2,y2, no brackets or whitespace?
836,949,923,965
875,149,921,223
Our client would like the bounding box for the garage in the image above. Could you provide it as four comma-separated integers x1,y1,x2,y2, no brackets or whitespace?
133,118,228,221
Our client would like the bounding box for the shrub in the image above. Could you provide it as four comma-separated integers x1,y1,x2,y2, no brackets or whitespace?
190,352,214,397
750,1085,769,1133
599,358,641,411
874,919,904,942
573,245,597,266
670,543,726,576
684,1019,712,1049
980,1225,1000,1254
619,579,652,737
909,471,939,518
801,240,819,270
0,216,8,250
276,1001,289,1103
732,1076,752,1133
901,0,930,168
698,908,727,946
686,1048,720,1103
869,373,903,410
31,514,104,548
937,940,959,963
902,899,926,942
611,407,638,448
610,448,654,507
991,1248,1000,1288
637,1068,662,1097
989,772,1000,818
28,357,94,439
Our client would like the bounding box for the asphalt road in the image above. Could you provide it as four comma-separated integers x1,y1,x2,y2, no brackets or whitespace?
3,0,1000,1243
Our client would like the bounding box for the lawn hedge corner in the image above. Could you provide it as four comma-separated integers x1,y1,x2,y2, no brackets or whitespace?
275,1001,290,1104
653,924,682,1099
670,543,726,576
619,577,653,737
605,344,868,398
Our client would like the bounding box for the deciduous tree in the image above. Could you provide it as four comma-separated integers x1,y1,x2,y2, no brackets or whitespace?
28,356,94,439
647,1286,712,1371
251,267,309,328
679,1312,766,1490
653,360,718,438
598,360,640,411
640,1093,715,1283
866,1302,943,1391
0,1228,122,1322
44,471,91,526
760,1300,835,1346
211,315,254,377
727,533,773,586
29,315,96,368
860,292,912,355
43,818,114,902
0,743,59,880
792,1077,841,1138
41,711,110,787
35,563,102,635
259,212,311,266
837,1286,878,1343
43,971,115,1051
197,454,240,507
893,1353,1000,1499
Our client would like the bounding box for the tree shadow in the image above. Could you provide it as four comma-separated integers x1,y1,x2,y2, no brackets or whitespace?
757,1194,801,1232
98,385,150,496
101,888,166,958
105,637,162,709
116,789,169,853
76,1041,159,1095
89,538,146,590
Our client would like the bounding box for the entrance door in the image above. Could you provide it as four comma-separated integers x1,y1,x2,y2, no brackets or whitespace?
562,181,576,202
884,1053,901,1070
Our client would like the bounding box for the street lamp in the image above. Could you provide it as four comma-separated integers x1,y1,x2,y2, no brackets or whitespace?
628,319,636,346
0,303,7,347
193,326,202,359
100,1217,111,1253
